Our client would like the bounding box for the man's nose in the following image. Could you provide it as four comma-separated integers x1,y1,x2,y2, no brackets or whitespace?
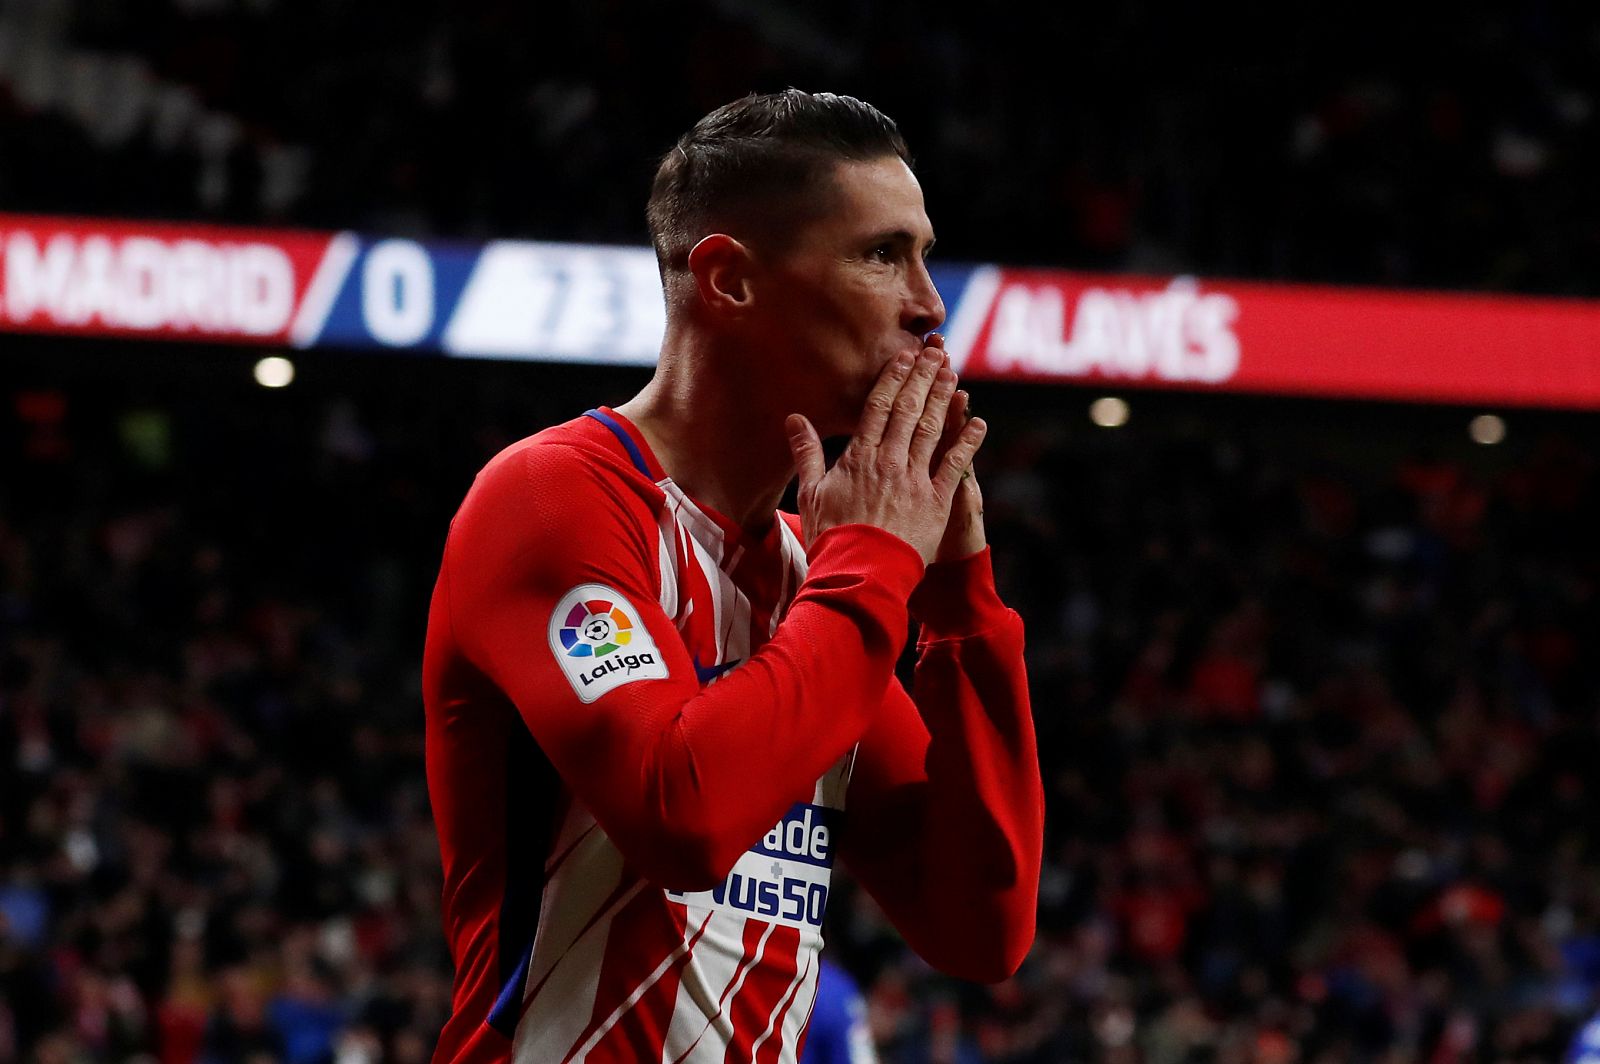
903,259,945,338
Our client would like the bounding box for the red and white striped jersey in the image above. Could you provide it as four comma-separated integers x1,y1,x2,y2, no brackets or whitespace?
424,407,1043,1064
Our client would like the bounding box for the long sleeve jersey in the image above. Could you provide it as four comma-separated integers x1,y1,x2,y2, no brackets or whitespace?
423,407,1043,1064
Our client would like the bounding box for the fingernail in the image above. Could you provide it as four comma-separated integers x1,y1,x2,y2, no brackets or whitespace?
895,352,915,369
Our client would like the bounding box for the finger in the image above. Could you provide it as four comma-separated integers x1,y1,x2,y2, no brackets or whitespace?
925,332,945,350
881,346,944,457
909,364,959,470
938,388,969,454
953,459,983,506
927,387,967,475
932,417,988,499
856,351,916,445
786,413,826,496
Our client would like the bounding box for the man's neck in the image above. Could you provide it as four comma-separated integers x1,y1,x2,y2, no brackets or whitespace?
614,341,797,535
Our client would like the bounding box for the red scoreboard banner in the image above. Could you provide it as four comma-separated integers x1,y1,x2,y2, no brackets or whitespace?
4,212,1600,409
0,213,343,345
944,268,1600,409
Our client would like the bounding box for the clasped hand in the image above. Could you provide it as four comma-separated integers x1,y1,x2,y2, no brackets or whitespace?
787,337,988,565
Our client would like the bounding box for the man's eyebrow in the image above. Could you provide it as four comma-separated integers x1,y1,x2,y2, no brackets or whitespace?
866,230,937,256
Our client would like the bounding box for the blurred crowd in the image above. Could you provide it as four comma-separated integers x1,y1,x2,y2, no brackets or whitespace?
845,405,1600,1063
1,357,471,1064
2,0,1600,294
2,352,1598,1063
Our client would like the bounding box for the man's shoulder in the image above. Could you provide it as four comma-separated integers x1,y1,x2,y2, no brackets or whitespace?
470,413,653,498
445,415,666,570
445,413,667,559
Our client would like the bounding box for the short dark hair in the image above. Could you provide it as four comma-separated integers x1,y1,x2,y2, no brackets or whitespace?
646,89,911,277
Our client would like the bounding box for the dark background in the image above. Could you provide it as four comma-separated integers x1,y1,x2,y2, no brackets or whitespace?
6,1,1599,293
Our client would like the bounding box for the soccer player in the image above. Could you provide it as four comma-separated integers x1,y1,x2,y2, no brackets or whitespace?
423,89,1044,1064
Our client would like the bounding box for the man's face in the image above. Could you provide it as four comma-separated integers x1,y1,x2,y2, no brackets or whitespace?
750,157,945,435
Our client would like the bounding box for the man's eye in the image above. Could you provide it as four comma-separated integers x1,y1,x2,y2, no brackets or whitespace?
869,244,894,263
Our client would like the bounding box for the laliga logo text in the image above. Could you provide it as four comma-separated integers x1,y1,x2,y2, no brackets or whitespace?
573,651,661,688
986,276,1240,383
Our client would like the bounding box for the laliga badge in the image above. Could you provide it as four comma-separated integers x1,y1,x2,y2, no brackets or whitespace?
549,584,669,703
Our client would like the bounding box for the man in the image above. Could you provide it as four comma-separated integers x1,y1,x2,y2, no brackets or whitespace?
423,89,1043,1064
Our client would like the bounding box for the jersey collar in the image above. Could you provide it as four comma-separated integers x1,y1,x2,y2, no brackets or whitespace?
590,406,779,551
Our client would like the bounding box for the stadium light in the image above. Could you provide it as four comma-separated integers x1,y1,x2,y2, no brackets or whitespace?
1089,396,1129,428
254,355,296,388
1468,413,1506,445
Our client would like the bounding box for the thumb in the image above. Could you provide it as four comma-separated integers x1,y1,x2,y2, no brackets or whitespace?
786,414,825,492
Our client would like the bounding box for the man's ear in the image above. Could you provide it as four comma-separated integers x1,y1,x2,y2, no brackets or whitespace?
686,233,756,315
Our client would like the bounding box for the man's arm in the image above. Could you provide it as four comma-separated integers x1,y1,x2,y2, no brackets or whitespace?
837,547,1044,984
437,442,925,892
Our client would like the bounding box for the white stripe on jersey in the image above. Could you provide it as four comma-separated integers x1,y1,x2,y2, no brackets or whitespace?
747,953,814,1064
562,910,714,1063
774,961,822,1064
663,483,765,667
515,803,641,1062
771,519,807,638
660,482,730,566
657,911,772,1063
685,531,728,663
515,879,647,1061
715,557,754,666
656,508,680,620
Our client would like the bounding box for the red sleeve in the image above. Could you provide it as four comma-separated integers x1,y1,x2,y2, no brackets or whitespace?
435,442,926,890
838,547,1045,982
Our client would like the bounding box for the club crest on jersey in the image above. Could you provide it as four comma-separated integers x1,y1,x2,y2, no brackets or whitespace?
548,584,668,703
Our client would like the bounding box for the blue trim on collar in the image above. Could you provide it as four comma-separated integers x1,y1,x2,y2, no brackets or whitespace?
584,409,652,479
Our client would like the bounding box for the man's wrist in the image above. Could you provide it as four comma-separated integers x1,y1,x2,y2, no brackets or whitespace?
806,523,926,594
909,546,1009,638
